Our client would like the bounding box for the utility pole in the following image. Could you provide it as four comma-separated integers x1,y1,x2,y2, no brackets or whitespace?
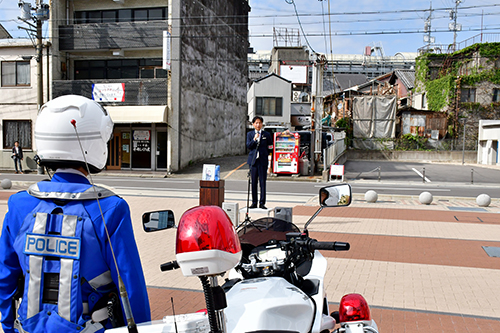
423,2,435,48
449,0,462,51
18,0,49,110
310,53,326,175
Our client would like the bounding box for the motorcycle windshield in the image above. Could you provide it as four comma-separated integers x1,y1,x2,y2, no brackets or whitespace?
237,217,300,247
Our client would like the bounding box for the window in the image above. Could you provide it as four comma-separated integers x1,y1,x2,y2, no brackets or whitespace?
3,120,32,149
493,88,500,102
149,9,164,21
256,97,283,116
74,8,166,24
460,88,476,103
133,9,148,21
102,11,117,23
1,61,30,87
75,58,163,80
118,9,132,22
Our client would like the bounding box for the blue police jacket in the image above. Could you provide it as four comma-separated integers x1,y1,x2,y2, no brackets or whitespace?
0,172,151,332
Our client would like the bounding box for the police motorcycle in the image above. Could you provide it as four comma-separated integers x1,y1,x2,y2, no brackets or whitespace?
107,183,379,333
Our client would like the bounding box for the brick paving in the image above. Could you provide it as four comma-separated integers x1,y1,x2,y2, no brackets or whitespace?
1,184,500,332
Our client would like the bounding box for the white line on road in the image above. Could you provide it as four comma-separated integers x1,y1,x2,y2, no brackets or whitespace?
354,187,450,192
96,178,195,184
412,168,431,182
113,186,198,192
315,185,449,191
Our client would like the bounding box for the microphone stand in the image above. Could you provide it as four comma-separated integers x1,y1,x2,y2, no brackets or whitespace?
241,133,261,229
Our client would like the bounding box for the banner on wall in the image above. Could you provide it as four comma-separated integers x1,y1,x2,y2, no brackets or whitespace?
92,83,125,102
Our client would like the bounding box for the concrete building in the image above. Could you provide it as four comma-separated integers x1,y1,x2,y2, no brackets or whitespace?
49,0,249,172
0,38,50,170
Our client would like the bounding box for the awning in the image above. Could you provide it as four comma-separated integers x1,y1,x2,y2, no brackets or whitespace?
105,105,167,123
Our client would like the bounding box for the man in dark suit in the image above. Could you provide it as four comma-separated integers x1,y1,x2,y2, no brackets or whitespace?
247,116,273,209
11,141,23,174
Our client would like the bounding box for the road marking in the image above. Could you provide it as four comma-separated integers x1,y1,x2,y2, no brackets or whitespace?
412,168,431,182
353,187,450,192
96,178,195,184
114,186,198,192
315,185,450,192
224,162,247,180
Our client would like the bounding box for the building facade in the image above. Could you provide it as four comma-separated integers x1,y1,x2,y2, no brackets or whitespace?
0,38,50,170
414,42,500,145
49,0,249,171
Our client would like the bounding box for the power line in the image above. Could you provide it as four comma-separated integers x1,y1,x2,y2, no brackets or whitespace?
284,0,316,53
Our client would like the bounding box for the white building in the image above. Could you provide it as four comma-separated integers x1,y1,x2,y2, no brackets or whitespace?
477,120,500,165
247,73,291,128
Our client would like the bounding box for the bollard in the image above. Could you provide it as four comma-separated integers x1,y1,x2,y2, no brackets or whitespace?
1,179,12,189
471,168,474,184
422,168,425,183
365,190,378,203
476,194,491,207
378,166,381,182
419,191,433,205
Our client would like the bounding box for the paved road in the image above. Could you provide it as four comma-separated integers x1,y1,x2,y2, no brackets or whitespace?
3,155,500,199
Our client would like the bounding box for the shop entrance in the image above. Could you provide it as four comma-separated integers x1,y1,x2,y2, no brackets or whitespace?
121,131,131,168
107,133,121,170
156,131,167,169
131,130,152,169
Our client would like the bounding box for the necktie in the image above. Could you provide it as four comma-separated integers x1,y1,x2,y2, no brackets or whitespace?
256,131,261,159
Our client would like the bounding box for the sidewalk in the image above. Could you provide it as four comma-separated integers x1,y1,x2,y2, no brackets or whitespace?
0,181,499,332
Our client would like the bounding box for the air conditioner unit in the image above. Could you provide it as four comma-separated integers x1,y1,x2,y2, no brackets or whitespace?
222,202,239,227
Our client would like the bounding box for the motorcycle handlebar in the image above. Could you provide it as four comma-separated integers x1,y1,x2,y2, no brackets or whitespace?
160,260,179,272
310,240,350,251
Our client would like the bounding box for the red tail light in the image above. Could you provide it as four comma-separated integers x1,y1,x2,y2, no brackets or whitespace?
339,293,371,322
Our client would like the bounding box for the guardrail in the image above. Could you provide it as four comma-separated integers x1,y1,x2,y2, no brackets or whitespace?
349,138,478,151
323,139,346,171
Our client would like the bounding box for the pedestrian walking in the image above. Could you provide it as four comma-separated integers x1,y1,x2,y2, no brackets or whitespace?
11,141,23,174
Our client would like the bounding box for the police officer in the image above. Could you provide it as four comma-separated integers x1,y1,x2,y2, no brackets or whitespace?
0,95,151,332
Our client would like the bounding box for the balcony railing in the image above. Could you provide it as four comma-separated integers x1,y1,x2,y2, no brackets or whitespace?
52,79,168,106
418,33,500,55
59,21,168,51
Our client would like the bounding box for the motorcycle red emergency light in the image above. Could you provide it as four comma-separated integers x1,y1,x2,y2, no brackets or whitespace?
176,206,241,254
338,293,371,322
175,206,242,277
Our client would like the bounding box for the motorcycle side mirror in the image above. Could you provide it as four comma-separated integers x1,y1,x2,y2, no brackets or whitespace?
304,184,352,230
142,210,176,232
319,184,352,207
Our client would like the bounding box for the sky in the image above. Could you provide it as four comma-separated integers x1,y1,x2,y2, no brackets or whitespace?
1,0,500,56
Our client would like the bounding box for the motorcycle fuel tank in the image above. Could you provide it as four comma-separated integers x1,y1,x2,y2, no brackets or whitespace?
225,277,315,333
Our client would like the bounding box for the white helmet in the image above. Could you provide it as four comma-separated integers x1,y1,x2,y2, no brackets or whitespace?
35,95,113,173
